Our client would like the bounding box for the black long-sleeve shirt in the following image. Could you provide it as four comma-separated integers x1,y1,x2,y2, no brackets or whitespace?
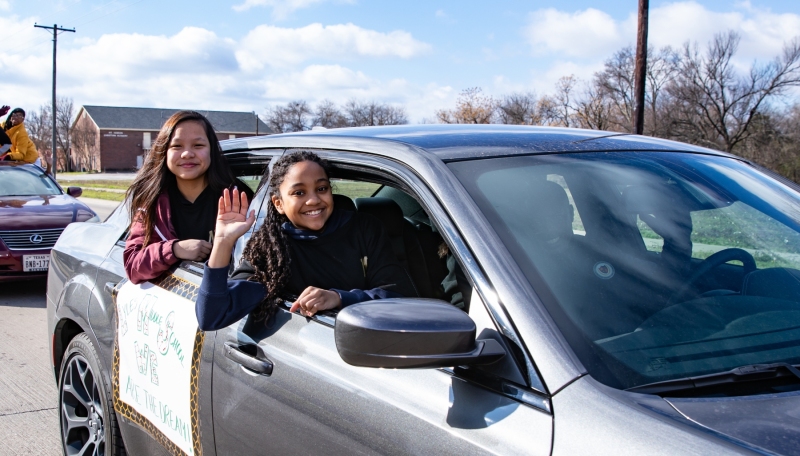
196,211,417,330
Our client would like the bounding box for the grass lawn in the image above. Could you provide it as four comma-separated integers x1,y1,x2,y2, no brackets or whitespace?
59,180,133,190
80,189,125,202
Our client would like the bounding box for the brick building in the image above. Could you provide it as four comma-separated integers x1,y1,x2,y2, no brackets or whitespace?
70,106,271,171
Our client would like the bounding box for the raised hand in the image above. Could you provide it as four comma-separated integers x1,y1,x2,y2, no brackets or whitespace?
207,188,256,269
214,187,256,245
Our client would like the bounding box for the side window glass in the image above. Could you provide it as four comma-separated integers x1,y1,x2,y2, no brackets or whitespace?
691,202,800,269
332,179,380,200
637,215,665,253
238,175,262,193
547,174,586,236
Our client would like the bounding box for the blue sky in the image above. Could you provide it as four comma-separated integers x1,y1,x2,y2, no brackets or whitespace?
2,0,799,121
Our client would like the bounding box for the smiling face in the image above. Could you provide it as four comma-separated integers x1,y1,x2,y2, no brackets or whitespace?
9,111,24,127
272,160,334,231
165,120,211,186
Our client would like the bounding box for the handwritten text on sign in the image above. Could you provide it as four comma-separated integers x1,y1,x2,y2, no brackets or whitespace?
116,280,198,455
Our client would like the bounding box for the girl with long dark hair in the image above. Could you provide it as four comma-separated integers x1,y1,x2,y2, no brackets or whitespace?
195,150,416,331
124,110,252,284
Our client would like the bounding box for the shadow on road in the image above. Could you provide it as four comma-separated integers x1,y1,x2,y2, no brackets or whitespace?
0,278,48,308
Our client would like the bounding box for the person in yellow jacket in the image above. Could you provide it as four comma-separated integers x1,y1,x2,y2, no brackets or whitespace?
1,108,38,164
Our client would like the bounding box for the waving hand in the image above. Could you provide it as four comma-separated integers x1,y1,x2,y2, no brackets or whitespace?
215,187,256,244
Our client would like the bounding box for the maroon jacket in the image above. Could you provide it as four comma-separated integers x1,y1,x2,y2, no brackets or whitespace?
124,192,179,284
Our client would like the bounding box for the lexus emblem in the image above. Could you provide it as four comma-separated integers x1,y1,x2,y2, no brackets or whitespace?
30,234,43,244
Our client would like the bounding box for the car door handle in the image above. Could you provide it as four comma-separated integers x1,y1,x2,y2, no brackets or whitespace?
224,343,273,375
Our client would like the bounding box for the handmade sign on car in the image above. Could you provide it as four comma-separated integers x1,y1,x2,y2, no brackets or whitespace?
113,275,203,456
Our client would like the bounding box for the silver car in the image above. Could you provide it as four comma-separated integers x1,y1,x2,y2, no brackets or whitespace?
48,125,800,455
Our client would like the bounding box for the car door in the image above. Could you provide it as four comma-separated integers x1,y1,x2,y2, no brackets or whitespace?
89,211,220,455
210,154,553,455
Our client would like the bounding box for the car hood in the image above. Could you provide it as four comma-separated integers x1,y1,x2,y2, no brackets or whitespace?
0,194,96,230
664,391,800,454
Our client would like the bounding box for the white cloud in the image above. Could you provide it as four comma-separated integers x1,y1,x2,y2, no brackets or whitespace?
0,18,437,121
0,0,10,11
525,8,626,58
232,0,354,19
648,1,800,60
525,2,800,63
236,23,431,70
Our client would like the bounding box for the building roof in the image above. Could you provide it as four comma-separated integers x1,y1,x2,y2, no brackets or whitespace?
78,105,271,134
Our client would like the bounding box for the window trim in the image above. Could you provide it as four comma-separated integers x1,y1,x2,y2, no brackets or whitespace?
297,149,549,396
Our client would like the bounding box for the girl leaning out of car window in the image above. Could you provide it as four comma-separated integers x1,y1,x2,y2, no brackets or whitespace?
123,110,252,285
194,151,417,331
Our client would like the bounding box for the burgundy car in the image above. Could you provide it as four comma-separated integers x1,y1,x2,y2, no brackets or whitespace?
0,162,98,281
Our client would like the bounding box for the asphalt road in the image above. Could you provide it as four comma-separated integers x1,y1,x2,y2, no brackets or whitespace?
78,196,121,221
0,279,61,455
58,172,137,181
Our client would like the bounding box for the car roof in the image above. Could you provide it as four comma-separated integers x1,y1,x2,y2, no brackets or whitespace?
221,124,730,161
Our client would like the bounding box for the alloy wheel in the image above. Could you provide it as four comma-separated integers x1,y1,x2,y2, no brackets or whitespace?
61,354,106,456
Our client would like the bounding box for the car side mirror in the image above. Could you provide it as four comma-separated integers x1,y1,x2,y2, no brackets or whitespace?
334,299,505,369
67,187,83,198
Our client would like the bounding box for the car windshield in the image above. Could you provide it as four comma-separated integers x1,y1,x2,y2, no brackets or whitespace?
449,152,800,390
0,166,61,196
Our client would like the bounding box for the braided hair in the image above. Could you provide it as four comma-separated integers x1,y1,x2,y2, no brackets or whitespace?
244,150,332,321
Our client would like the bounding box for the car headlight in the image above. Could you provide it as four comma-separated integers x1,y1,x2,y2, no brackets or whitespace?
85,215,101,223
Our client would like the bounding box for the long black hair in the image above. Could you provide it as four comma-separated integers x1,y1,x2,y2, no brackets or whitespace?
244,150,331,321
125,110,245,246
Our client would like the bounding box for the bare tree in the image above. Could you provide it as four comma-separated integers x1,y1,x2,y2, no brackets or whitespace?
344,100,408,126
594,48,636,132
313,100,348,128
436,87,496,124
573,84,614,131
265,100,313,133
71,111,99,171
667,31,800,152
26,107,52,157
497,92,542,125
539,76,578,127
55,97,74,171
644,47,680,136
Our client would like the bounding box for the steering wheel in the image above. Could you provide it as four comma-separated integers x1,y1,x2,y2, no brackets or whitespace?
668,248,757,305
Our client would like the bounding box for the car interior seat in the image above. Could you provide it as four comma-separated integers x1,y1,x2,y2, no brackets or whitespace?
332,194,356,212
743,267,800,301
354,197,433,298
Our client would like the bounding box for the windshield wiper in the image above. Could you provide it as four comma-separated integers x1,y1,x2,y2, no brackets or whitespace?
626,363,800,396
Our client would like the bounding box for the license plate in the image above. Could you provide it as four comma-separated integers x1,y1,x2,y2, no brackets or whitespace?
23,254,50,272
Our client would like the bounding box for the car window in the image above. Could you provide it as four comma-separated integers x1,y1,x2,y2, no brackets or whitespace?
331,179,380,199
691,201,800,269
238,175,262,192
547,174,586,236
450,152,800,391
0,166,61,196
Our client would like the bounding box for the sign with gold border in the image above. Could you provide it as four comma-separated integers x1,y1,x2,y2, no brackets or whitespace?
112,274,203,456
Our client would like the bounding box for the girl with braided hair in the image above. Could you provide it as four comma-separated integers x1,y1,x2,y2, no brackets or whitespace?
195,150,416,331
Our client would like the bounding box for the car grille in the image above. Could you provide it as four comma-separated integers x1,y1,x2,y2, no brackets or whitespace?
0,228,64,250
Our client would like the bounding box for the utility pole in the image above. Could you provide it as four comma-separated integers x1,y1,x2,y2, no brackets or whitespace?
34,23,75,178
633,0,649,135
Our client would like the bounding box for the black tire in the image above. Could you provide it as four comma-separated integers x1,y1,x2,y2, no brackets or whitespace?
59,333,126,456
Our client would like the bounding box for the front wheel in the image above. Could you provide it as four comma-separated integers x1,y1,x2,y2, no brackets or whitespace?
59,333,125,456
